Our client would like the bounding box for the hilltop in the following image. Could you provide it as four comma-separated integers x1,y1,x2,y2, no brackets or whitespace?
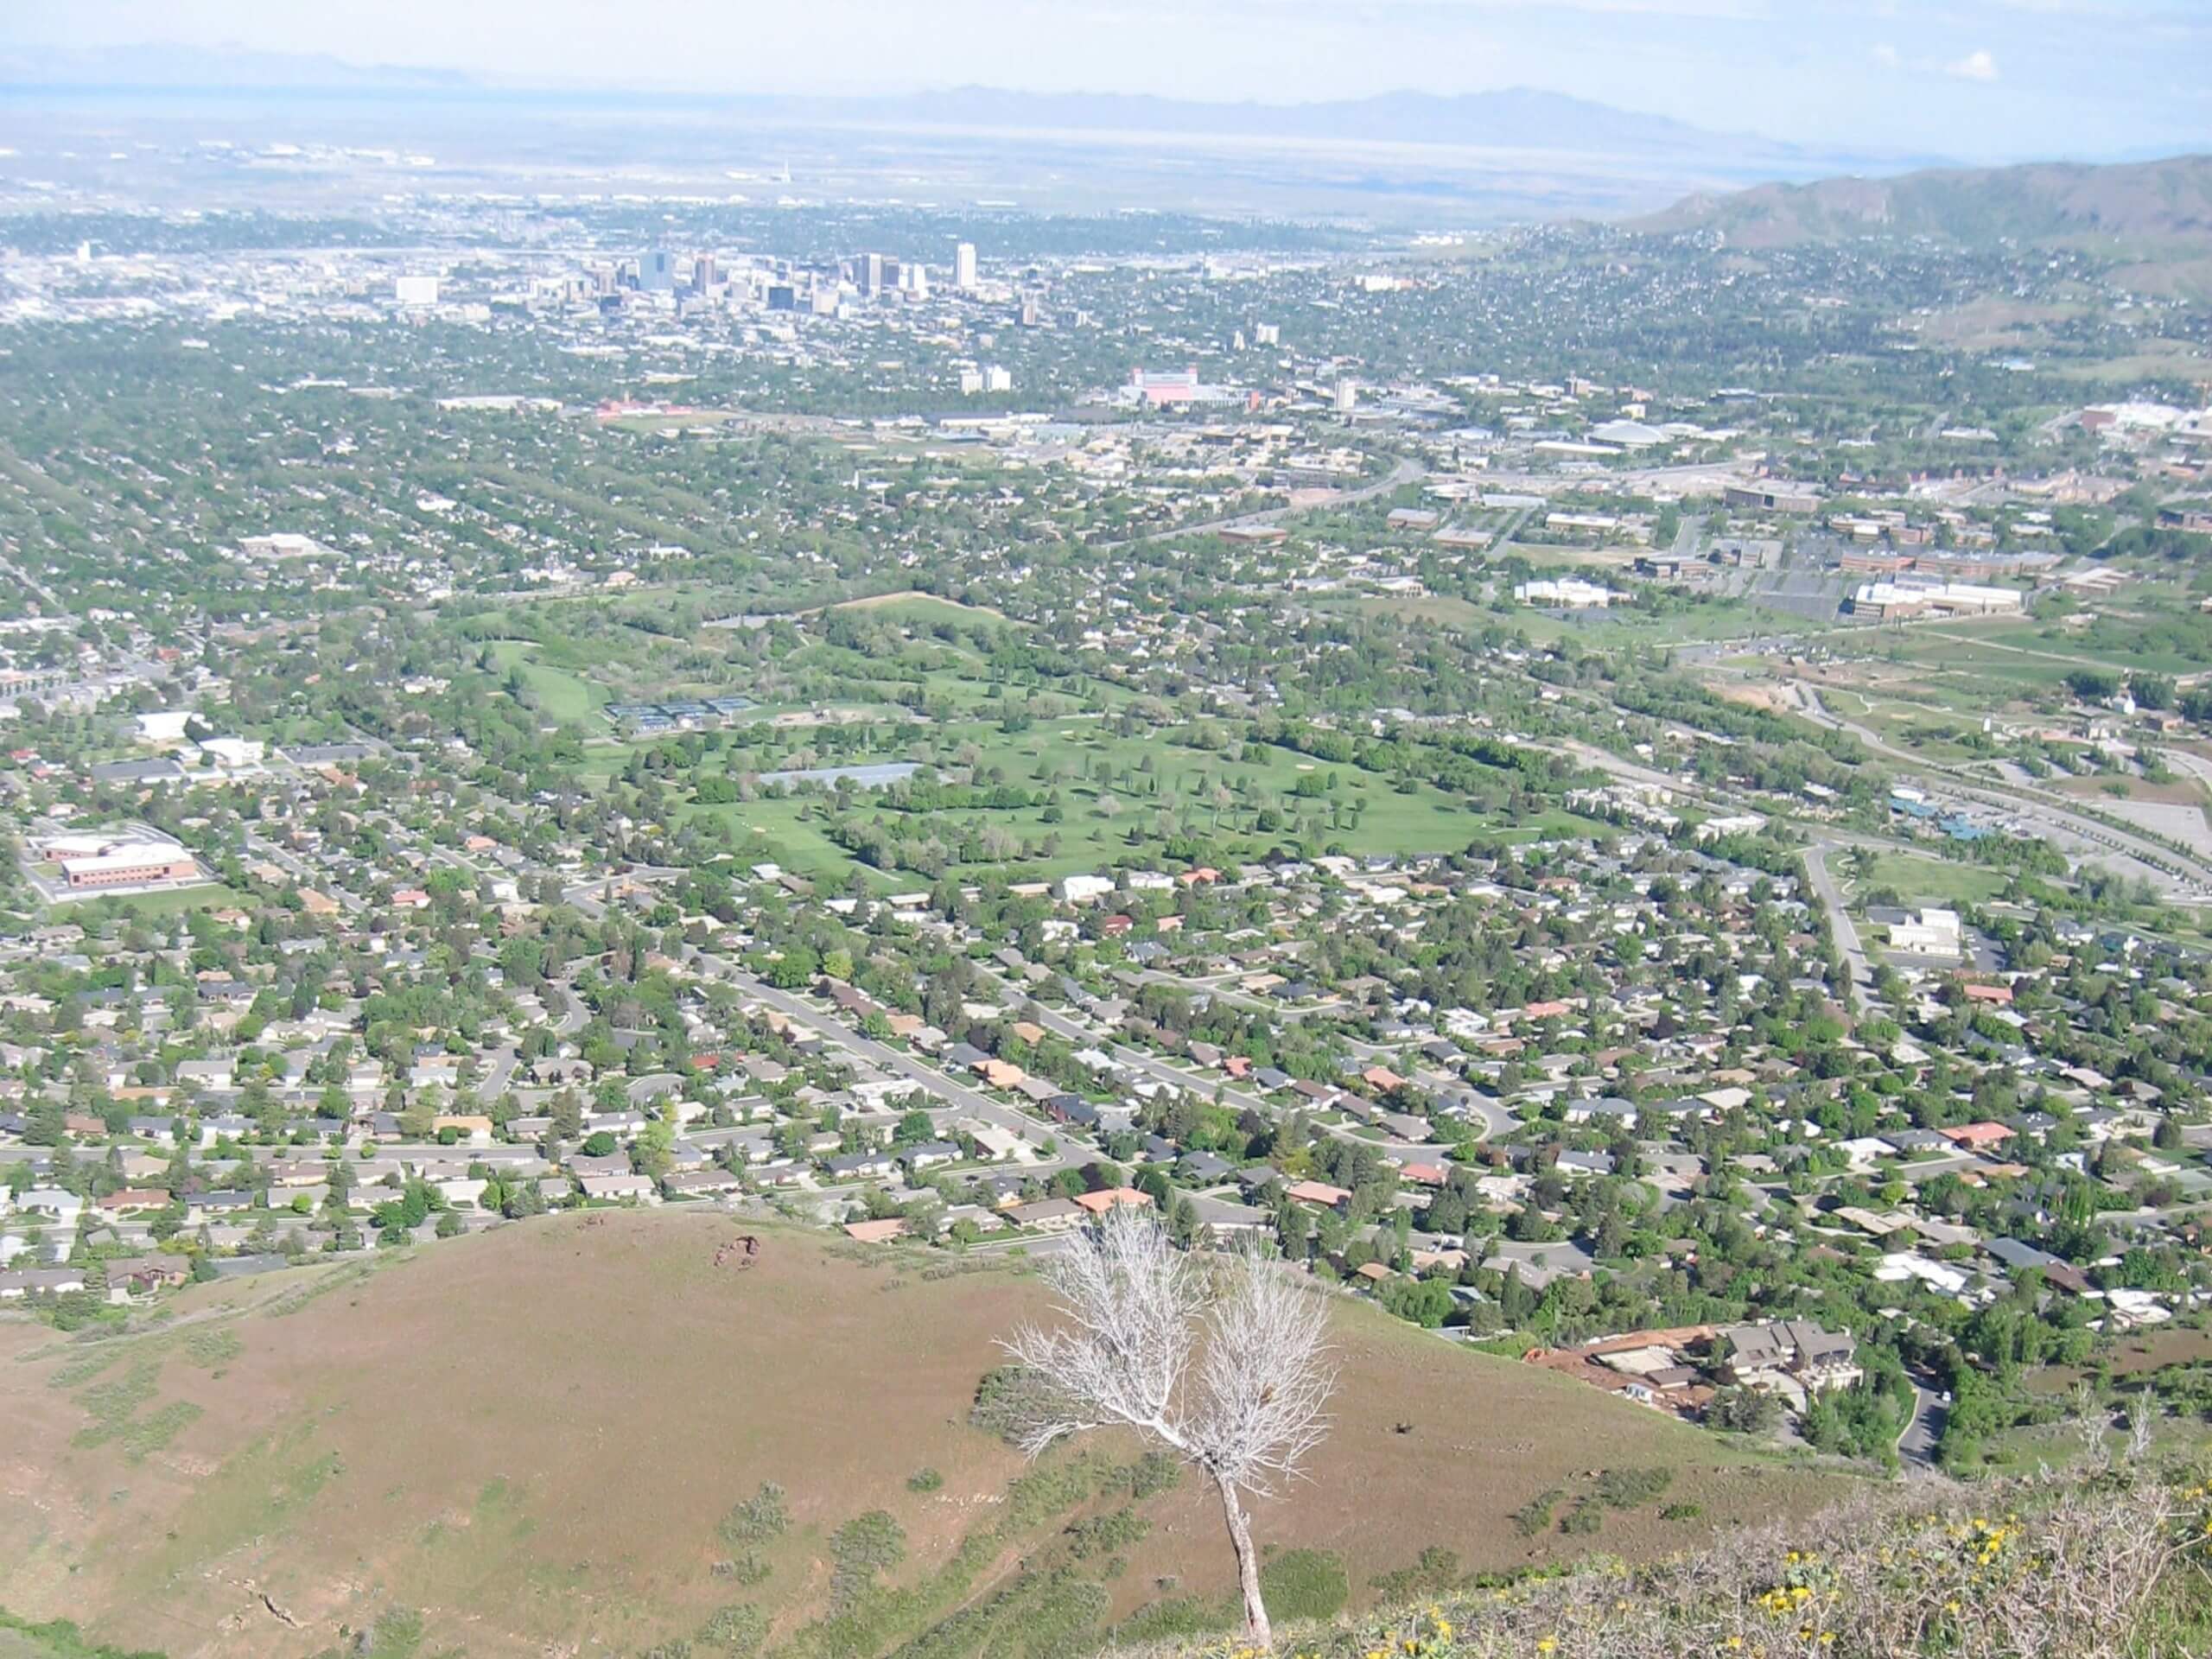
0,1213,1840,1659
1635,152,2212,249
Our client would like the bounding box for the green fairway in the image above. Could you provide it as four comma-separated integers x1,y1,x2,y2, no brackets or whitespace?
666,719,1595,885
486,641,608,723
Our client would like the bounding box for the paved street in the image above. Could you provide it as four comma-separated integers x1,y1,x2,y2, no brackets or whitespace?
1803,840,1872,1015
684,948,1071,1168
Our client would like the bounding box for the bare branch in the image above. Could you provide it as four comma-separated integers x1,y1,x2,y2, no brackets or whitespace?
998,1203,1201,1458
995,1208,1336,1649
1188,1239,1337,1499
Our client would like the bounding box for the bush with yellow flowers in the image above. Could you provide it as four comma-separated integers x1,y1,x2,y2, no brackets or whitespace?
1112,1465,2201,1659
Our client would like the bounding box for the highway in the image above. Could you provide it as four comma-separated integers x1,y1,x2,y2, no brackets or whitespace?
1797,686,2212,899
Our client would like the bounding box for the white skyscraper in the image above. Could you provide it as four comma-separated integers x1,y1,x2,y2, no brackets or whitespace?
954,242,978,291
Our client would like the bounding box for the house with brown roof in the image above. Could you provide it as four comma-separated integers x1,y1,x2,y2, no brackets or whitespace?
1007,1198,1085,1233
1941,1122,2015,1153
1071,1186,1153,1217
843,1217,909,1244
96,1189,171,1217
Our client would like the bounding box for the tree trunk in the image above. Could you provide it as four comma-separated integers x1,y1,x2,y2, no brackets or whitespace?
1216,1472,1271,1650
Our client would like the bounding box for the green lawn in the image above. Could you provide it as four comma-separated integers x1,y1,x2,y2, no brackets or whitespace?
485,641,608,724
1312,594,1498,630
1852,853,2011,908
1512,600,1792,648
669,720,1595,885
819,592,1018,630
56,882,252,921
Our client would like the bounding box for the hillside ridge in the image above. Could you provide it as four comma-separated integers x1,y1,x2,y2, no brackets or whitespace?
1634,152,2212,247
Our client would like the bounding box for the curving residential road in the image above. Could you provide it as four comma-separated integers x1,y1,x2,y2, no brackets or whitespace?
1896,1380,1948,1474
1803,840,1872,1016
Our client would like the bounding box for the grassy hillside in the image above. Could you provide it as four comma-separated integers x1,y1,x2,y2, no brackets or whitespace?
0,1214,1842,1658
1635,153,2212,250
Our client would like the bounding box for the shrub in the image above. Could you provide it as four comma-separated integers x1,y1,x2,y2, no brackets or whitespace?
1707,1383,1780,1433
717,1482,787,1548
1592,1466,1674,1510
970,1363,1055,1445
1510,1488,1562,1537
1125,1449,1182,1500
1108,1596,1234,1648
1065,1506,1150,1560
907,1467,944,1493
1258,1548,1350,1623
1258,1469,2187,1659
829,1509,906,1609
696,1603,765,1655
1371,1546,1462,1602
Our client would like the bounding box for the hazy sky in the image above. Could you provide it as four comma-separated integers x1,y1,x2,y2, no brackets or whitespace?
6,0,2209,160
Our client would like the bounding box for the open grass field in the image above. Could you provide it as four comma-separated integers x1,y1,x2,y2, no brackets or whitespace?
680,719,1593,884
817,592,1014,627
1851,852,2012,908
1308,594,1499,631
50,884,251,922
484,639,608,724
0,1213,1844,1659
1511,601,1786,649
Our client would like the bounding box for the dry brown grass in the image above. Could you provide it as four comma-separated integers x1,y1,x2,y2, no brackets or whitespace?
0,1214,1841,1656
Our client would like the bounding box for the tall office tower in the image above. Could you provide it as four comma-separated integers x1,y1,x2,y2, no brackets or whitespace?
954,241,978,291
1018,292,1041,328
639,249,674,291
860,252,883,296
591,263,618,297
691,253,717,293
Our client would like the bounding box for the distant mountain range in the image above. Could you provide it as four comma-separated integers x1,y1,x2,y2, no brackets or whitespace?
1635,153,2212,247
0,48,1923,173
720,86,1787,160
0,43,475,92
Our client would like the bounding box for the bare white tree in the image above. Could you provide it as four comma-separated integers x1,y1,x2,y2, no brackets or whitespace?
1001,1204,1335,1651
2125,1389,2155,1463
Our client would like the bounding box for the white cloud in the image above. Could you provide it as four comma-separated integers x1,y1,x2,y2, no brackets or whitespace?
1945,48,2000,80
1870,42,1901,67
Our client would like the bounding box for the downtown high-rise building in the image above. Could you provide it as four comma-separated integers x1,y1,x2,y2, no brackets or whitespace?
637,249,674,292
954,242,978,290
